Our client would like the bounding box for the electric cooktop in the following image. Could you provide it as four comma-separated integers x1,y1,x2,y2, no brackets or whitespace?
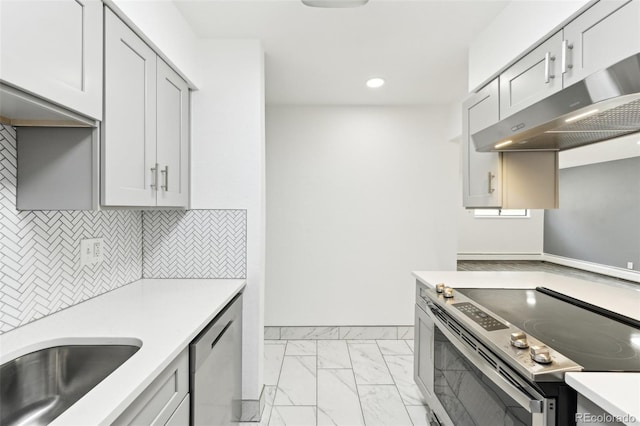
457,288,640,373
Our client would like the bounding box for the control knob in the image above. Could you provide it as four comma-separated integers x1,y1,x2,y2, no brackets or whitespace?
530,345,552,364
443,287,454,298
435,283,445,293
510,331,529,349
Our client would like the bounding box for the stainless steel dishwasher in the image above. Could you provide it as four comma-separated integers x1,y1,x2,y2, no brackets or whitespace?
190,292,243,426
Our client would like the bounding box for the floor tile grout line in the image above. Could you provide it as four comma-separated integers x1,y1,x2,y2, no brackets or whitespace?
315,339,318,426
317,367,355,370
376,339,413,356
345,339,367,425
268,339,288,425
275,354,317,407
380,351,417,424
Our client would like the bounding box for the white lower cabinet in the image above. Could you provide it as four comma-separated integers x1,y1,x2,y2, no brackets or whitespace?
166,395,190,426
113,350,189,426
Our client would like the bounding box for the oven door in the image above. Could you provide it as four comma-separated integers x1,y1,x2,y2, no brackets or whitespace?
427,303,556,426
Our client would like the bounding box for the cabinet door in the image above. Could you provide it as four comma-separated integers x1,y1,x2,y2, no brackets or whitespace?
165,395,190,426
500,31,563,119
113,350,189,426
462,79,502,208
156,59,189,207
414,305,434,399
0,0,102,120
103,8,157,207
563,0,640,87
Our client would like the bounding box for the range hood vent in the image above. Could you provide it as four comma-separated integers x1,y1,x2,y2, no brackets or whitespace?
474,53,640,152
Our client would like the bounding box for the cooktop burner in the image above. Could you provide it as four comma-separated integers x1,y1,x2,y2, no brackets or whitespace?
457,288,640,372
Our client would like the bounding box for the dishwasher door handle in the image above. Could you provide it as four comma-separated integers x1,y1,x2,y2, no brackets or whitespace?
210,320,234,349
191,293,243,372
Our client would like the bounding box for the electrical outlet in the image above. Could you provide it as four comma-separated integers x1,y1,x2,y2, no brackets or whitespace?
627,262,634,270
80,238,104,267
93,240,103,262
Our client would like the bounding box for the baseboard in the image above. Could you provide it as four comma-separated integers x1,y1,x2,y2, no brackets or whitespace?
264,326,414,340
240,385,266,422
457,253,543,261
542,253,640,283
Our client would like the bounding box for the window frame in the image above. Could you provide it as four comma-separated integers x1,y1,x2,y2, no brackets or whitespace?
473,209,530,218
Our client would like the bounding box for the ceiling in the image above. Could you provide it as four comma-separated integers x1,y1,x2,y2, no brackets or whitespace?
175,0,510,105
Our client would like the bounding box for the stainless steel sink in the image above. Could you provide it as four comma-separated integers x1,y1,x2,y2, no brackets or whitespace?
0,344,140,426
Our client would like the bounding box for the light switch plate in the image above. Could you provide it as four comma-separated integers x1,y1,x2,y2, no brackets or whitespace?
80,238,104,267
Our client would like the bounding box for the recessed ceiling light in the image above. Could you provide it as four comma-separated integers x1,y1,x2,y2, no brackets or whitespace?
302,0,368,7
366,78,385,88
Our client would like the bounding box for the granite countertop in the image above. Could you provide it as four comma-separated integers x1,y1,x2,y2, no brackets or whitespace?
0,278,246,426
413,270,640,424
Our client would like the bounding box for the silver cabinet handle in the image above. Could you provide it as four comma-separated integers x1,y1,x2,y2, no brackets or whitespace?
544,52,556,83
488,172,495,194
561,40,573,74
160,166,169,191
150,163,159,191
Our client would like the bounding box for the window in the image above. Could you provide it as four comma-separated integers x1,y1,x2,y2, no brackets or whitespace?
474,209,529,218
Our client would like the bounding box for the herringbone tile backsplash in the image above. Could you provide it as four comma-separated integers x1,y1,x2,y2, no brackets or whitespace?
1,125,143,333
1,124,247,334
142,210,247,279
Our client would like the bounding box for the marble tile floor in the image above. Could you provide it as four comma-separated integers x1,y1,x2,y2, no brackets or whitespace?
241,339,427,426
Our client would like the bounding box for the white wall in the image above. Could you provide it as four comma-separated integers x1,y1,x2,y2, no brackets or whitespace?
457,208,545,256
107,0,201,87
265,106,458,327
190,39,265,403
468,0,592,90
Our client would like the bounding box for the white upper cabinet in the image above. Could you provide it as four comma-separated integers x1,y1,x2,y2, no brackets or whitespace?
463,79,559,209
103,8,157,207
102,8,189,208
499,31,563,119
563,0,640,87
498,0,640,120
463,79,502,208
0,0,102,120
156,59,190,207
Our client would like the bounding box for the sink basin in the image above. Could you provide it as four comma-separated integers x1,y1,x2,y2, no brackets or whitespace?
0,343,140,426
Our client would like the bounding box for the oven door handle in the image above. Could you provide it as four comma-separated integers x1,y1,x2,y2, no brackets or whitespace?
427,308,547,416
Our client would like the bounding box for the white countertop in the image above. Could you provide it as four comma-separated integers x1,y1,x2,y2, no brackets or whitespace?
412,271,640,423
566,373,640,425
0,278,245,426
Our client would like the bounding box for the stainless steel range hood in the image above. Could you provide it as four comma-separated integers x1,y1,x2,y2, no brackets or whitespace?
474,53,640,152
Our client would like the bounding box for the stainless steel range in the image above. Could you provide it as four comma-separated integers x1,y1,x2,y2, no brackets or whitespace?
414,281,640,426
